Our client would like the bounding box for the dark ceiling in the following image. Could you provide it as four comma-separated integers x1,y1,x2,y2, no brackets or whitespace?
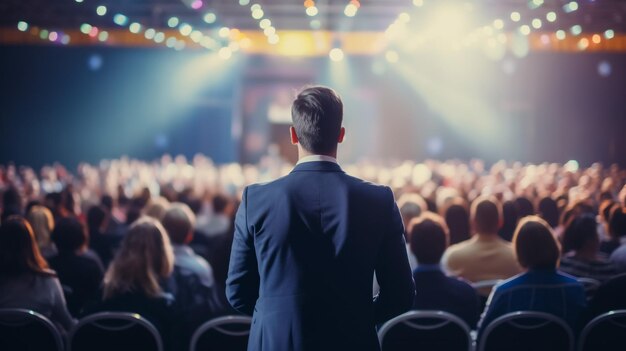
1,0,626,33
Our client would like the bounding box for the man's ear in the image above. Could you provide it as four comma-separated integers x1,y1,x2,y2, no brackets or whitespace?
338,127,345,143
290,126,299,145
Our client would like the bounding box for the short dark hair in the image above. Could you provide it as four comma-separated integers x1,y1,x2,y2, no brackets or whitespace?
471,196,502,234
409,213,449,265
562,213,598,252
513,216,560,270
51,216,87,253
291,86,343,154
609,206,626,237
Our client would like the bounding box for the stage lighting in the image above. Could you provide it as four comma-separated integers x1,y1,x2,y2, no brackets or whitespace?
239,0,250,5
260,19,271,29
344,4,358,17
263,27,276,36
17,21,28,32
61,35,70,45
145,28,156,40
598,61,611,77
113,14,128,26
604,29,614,39
306,6,318,16
252,9,264,19
88,54,103,71
578,38,589,50
166,37,177,48
218,27,230,38
385,50,399,63
154,32,165,43
563,1,578,13
556,30,566,40
168,17,179,28
39,30,48,40
179,23,193,36
546,12,556,22
570,25,582,36
218,47,232,60
510,12,521,22
204,13,217,24
190,30,203,42
310,20,321,29
268,34,279,44
413,0,423,7
98,31,108,42
191,0,203,10
519,25,530,36
129,23,142,34
329,48,344,61
493,19,504,29
96,6,107,16
531,19,542,29
48,32,58,41
592,34,601,44
80,23,92,34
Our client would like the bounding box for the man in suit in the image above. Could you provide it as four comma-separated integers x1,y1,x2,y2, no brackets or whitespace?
227,86,415,351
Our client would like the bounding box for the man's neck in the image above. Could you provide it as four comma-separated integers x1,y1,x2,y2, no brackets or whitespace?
297,147,337,161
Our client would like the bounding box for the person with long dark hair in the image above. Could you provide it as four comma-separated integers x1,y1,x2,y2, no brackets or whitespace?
0,216,75,332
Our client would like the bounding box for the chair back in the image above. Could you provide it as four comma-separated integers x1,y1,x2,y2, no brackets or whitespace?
478,311,574,351
0,308,64,351
579,310,626,351
190,315,252,351
378,310,472,351
576,278,600,300
69,312,163,351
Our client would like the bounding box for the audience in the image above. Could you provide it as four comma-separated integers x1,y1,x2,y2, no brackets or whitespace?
0,156,625,342
0,216,75,333
48,217,104,316
559,213,616,283
442,196,521,291
478,216,587,335
409,212,480,328
85,217,176,347
586,273,626,319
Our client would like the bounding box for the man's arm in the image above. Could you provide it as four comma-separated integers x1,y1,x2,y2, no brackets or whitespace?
373,187,416,324
226,187,260,315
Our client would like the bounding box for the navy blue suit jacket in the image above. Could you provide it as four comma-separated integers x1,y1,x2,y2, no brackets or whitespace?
226,161,415,351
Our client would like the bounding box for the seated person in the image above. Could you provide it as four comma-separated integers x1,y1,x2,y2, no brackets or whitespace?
609,207,626,272
478,216,587,335
586,273,626,319
48,216,104,316
0,216,75,333
442,196,521,294
409,213,480,328
559,213,616,283
84,217,176,348
398,193,427,271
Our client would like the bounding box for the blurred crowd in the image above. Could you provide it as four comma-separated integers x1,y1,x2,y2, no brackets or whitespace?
1,154,626,348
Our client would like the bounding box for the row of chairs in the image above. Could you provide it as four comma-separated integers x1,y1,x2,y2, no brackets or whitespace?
470,277,601,299
379,309,626,351
2,308,624,351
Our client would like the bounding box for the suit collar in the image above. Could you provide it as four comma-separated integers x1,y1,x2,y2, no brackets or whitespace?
291,161,344,173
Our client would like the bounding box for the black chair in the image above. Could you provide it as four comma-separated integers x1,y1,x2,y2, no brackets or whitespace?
0,308,64,351
377,310,472,351
478,311,574,351
576,277,600,300
69,312,163,351
579,310,626,351
190,315,252,351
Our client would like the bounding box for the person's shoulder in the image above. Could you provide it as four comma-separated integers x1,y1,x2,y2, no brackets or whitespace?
445,238,476,256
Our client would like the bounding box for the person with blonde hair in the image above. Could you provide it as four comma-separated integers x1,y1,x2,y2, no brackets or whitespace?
85,217,175,345
478,216,587,335
26,205,57,258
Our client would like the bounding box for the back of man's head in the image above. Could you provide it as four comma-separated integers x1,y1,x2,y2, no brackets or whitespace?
409,213,449,265
291,86,343,154
471,196,502,235
161,202,196,245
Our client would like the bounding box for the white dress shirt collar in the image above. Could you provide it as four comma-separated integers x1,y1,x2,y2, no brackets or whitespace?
296,154,338,165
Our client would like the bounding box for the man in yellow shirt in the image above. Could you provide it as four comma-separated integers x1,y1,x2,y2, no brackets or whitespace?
442,196,522,292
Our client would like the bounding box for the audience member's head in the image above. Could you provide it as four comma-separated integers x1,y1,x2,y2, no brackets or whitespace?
538,197,559,228
409,213,449,265
212,194,230,215
103,217,174,299
161,202,196,245
101,194,115,212
515,196,535,219
26,205,55,249
0,216,51,278
499,200,519,242
562,213,599,254
143,197,170,221
609,206,626,238
291,86,344,155
513,216,561,270
86,205,108,234
443,201,470,244
51,216,88,254
398,193,427,239
125,205,142,226
470,196,502,235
